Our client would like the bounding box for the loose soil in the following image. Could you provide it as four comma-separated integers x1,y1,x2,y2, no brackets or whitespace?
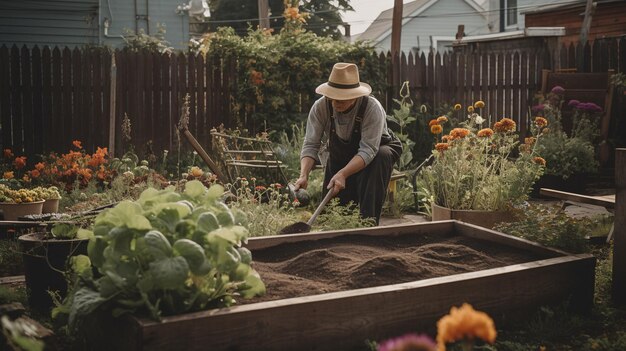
248,233,551,303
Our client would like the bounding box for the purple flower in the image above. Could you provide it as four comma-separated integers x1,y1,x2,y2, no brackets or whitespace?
378,333,436,351
531,104,545,113
551,85,565,94
575,102,603,113
567,99,580,108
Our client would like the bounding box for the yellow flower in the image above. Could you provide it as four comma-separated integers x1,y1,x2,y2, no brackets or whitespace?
190,166,204,178
436,303,496,351
534,116,548,128
453,103,462,111
474,100,485,109
467,106,474,113
430,125,443,135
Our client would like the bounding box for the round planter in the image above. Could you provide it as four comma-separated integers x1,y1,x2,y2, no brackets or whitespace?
431,203,513,228
42,198,60,213
0,200,44,221
18,232,89,313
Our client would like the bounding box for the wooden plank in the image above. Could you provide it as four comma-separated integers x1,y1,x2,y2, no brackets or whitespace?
41,47,52,153
614,148,626,304
51,47,62,152
31,46,44,156
539,188,615,208
102,50,111,152
457,52,465,104
135,50,145,149
82,49,94,151
504,52,512,120
161,53,171,152
619,38,626,74
152,51,162,150
21,46,34,158
188,53,197,134
71,47,83,145
427,51,434,105
61,47,72,150
92,49,103,149
0,45,11,149
145,50,154,148
497,53,504,121
520,52,529,138
488,53,496,121
195,54,205,144
512,52,520,132
480,53,488,113
10,46,23,152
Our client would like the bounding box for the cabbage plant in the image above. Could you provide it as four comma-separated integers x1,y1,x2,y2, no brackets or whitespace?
55,180,265,329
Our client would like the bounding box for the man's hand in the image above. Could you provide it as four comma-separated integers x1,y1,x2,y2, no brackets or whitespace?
327,171,346,195
294,176,308,191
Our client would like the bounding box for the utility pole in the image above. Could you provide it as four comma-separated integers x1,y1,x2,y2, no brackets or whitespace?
614,148,626,305
258,0,270,29
391,0,403,56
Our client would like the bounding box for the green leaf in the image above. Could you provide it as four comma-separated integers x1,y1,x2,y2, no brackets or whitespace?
97,201,152,230
68,287,108,329
206,183,224,201
238,269,266,299
76,228,94,240
51,222,78,239
88,236,108,268
148,256,190,290
197,212,220,233
184,180,207,199
143,230,173,260
70,255,91,274
173,239,211,275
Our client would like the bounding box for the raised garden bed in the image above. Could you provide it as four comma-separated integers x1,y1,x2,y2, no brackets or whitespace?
112,221,595,351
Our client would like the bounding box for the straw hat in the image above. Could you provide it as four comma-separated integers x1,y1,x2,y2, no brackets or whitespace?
315,63,372,100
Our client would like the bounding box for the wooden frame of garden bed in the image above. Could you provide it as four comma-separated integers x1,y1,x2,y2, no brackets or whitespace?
114,221,595,351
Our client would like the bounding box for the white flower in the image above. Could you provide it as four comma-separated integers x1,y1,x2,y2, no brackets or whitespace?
475,115,485,125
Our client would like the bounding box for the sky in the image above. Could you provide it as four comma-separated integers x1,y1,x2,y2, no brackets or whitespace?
340,0,415,36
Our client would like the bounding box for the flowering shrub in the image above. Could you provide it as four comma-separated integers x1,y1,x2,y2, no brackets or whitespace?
0,184,43,203
0,148,29,188
21,141,112,192
417,101,547,211
533,89,599,179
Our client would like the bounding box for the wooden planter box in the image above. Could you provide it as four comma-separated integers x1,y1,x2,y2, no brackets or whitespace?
113,221,595,351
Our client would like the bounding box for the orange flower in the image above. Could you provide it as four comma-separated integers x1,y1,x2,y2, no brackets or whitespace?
437,116,448,123
13,156,27,169
190,166,204,178
533,156,546,166
30,169,40,178
534,117,548,128
250,70,265,86
436,303,496,351
3,171,14,179
429,119,439,127
431,125,443,135
477,128,494,138
441,135,451,143
35,162,45,171
524,137,536,145
494,118,516,133
3,149,13,158
449,128,470,139
72,140,83,149
435,143,449,151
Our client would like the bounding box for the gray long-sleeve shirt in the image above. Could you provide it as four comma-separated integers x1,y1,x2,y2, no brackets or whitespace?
301,96,390,166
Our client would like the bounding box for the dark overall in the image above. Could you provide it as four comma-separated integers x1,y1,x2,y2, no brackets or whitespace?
323,97,401,224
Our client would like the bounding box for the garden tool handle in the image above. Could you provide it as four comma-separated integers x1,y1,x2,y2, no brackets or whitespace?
307,190,335,226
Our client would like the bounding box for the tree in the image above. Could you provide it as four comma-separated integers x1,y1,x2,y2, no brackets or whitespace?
207,0,353,38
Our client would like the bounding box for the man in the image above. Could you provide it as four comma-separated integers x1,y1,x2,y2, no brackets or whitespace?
294,62,402,224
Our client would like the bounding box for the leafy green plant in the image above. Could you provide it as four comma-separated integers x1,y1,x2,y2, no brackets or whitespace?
386,82,417,172
54,180,266,334
314,198,376,231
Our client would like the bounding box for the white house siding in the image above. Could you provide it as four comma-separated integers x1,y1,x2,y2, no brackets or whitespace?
487,0,582,33
377,0,489,53
0,0,190,49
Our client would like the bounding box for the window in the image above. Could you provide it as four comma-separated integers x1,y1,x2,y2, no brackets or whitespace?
506,0,518,26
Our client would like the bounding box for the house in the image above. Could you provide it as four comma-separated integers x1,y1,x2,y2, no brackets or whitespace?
355,0,491,53
485,0,591,34
524,0,626,44
0,0,209,49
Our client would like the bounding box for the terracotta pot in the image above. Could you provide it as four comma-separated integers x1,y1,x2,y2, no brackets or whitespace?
18,232,89,313
431,203,513,228
42,198,60,213
0,200,44,221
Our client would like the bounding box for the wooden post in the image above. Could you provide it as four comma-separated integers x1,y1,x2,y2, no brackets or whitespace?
613,148,626,304
108,54,116,157
390,0,403,56
258,0,270,30
577,0,595,72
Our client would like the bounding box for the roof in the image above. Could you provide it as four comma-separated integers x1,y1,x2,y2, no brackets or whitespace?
356,0,486,43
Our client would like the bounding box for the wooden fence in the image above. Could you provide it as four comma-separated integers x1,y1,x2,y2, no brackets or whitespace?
1,37,623,162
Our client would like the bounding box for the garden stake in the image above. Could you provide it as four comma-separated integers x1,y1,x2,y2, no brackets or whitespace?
279,189,335,234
